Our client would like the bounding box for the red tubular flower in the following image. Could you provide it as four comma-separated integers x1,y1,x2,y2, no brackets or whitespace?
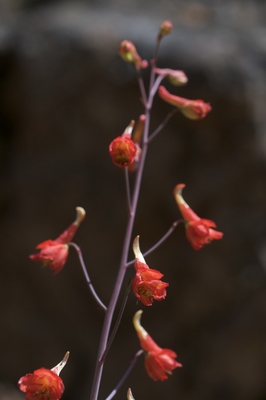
119,40,148,70
132,236,168,306
29,207,86,273
109,121,137,168
158,85,211,120
174,184,223,250
133,310,182,381
18,352,69,400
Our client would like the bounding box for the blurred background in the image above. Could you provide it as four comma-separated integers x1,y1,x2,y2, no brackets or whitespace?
1,0,266,399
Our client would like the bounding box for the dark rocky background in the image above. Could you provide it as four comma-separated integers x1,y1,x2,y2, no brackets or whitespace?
1,1,266,399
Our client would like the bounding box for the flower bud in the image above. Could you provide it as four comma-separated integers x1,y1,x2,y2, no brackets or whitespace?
158,20,173,40
119,40,148,70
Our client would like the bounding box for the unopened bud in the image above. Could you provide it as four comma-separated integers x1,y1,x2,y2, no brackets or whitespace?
119,40,148,70
158,20,173,40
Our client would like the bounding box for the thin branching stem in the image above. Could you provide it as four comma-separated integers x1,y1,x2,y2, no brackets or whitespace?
90,39,163,400
100,279,132,364
104,350,144,400
90,109,151,400
148,108,178,143
136,70,147,106
149,74,164,99
126,219,182,267
69,242,107,312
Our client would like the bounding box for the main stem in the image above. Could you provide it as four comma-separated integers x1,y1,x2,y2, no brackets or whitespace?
89,111,150,400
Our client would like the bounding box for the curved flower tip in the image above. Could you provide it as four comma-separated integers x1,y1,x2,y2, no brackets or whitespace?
174,184,223,250
127,388,135,400
132,236,146,263
51,351,70,376
133,310,147,340
123,120,135,138
133,310,182,381
18,352,69,400
158,86,211,120
74,207,86,226
119,40,148,70
173,183,186,203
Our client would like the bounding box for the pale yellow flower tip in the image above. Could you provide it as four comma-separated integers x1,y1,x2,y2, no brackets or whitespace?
51,351,70,376
132,236,146,263
133,310,147,339
173,184,187,206
127,388,135,400
75,207,86,226
124,120,135,136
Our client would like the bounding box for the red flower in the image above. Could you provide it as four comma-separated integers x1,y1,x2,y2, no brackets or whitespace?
174,184,223,250
18,352,69,400
29,207,86,272
158,85,211,120
133,310,182,381
109,121,137,168
132,236,168,306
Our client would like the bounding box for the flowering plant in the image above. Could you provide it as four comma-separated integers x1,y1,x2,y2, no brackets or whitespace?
18,20,223,400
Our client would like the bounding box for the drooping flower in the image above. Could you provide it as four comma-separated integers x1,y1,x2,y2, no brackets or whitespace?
155,68,188,86
132,236,168,306
29,207,86,273
158,85,211,120
119,40,148,70
133,310,182,381
173,184,223,250
18,352,69,400
109,121,137,168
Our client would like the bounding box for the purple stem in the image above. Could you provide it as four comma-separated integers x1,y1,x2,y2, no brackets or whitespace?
148,108,177,143
90,109,150,400
104,350,143,400
126,219,182,267
69,242,107,312
90,40,162,400
124,168,132,211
